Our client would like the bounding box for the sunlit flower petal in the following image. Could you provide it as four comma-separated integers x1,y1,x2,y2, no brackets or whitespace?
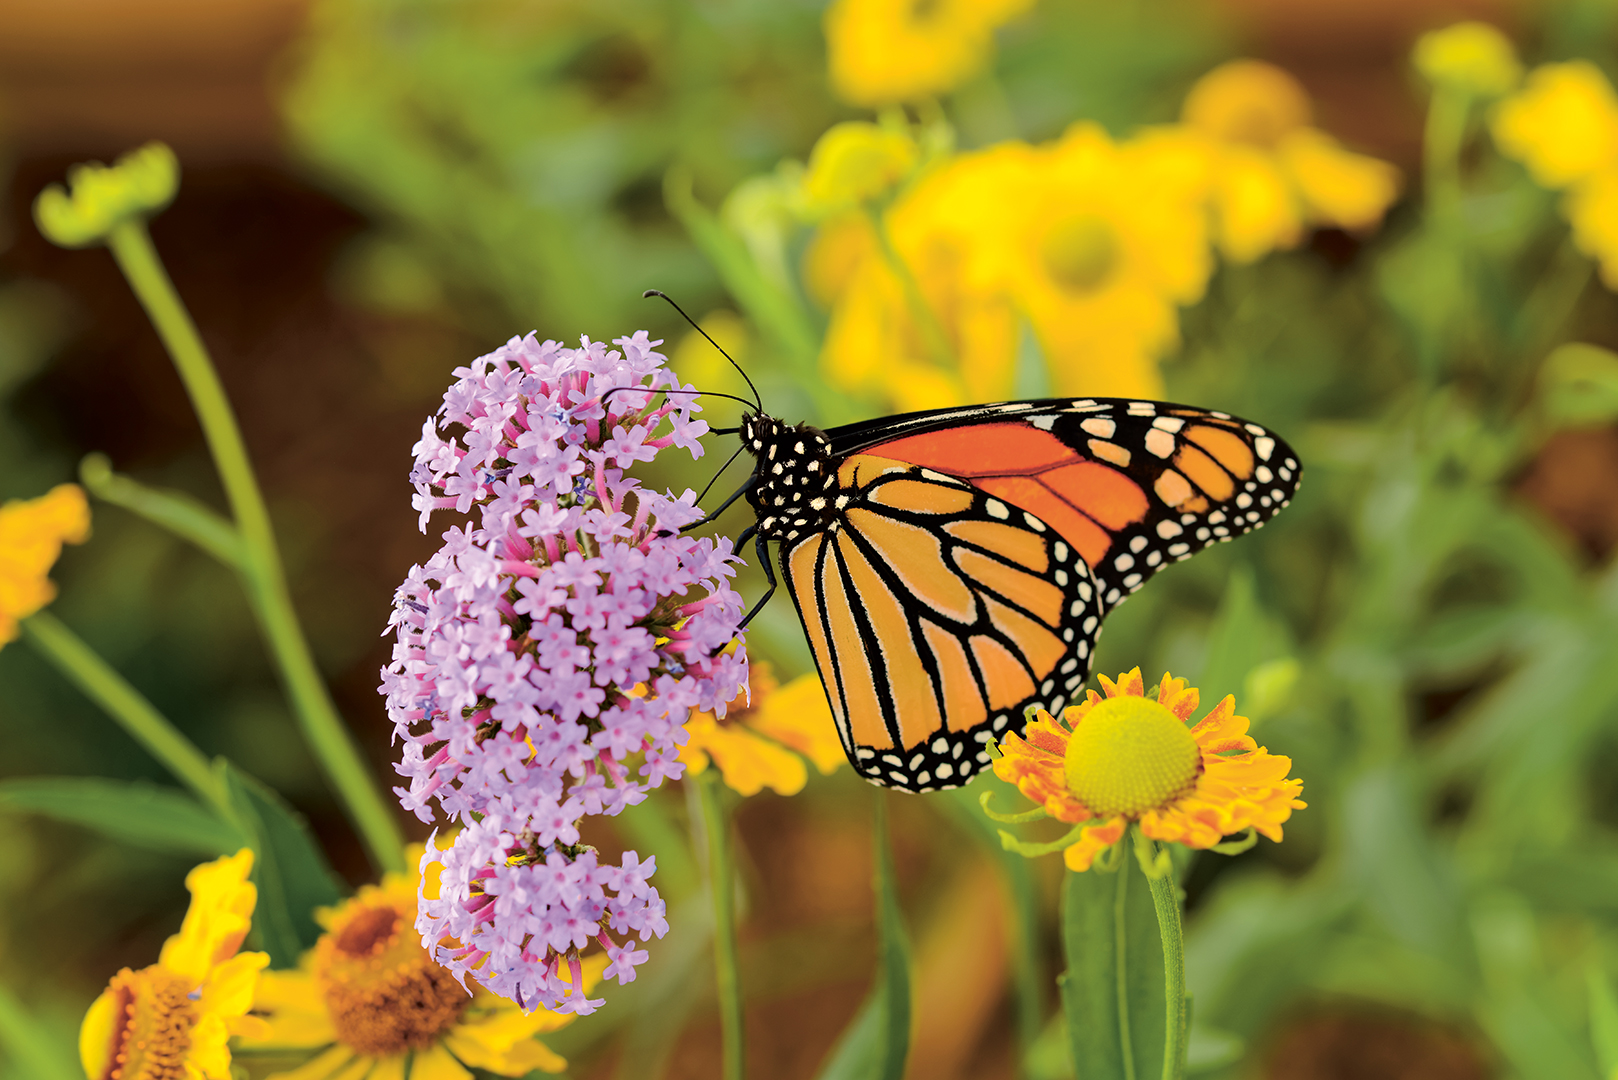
992,669,1306,871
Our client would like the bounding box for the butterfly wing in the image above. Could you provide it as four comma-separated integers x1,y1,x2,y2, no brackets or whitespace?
779,456,1103,791
831,397,1301,611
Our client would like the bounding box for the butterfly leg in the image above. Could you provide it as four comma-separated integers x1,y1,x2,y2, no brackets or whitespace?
735,525,777,631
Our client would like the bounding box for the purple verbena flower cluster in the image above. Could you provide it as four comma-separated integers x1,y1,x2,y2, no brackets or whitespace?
381,330,746,1014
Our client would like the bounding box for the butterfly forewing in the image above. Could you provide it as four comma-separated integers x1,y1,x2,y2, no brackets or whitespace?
779,456,1102,792
840,397,1301,610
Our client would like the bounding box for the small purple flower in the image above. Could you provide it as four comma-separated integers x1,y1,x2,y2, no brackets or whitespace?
384,331,745,1014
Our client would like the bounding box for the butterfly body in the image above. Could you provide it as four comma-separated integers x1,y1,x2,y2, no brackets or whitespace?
732,397,1299,793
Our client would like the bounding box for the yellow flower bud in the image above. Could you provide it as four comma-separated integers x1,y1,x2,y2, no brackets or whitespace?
1415,22,1521,97
803,121,919,212
33,142,179,249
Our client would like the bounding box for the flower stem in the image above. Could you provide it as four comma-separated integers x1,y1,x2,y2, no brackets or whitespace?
1113,857,1138,1080
697,770,745,1080
1135,831,1188,1080
103,218,405,874
862,205,958,372
20,611,228,816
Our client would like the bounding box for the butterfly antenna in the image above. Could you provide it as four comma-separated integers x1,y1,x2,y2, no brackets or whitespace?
693,441,749,506
602,385,758,412
643,289,764,412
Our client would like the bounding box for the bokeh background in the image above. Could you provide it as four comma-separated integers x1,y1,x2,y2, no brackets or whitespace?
7,0,1618,1078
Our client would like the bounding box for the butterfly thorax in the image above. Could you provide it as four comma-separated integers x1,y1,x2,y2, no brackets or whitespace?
739,413,838,543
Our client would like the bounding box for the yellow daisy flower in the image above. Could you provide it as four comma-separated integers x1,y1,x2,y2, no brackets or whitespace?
1493,62,1618,288
0,483,90,648
681,664,845,797
242,848,604,1080
801,121,920,214
823,0,1035,107
1168,60,1400,263
80,849,270,1080
992,668,1305,872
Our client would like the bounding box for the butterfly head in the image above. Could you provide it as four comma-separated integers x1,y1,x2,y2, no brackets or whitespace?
739,413,838,542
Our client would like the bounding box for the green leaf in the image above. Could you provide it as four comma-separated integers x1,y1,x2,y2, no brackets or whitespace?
814,793,911,1080
1060,855,1168,1080
1196,565,1290,721
0,982,79,1080
1185,1024,1243,1075
0,777,246,856
220,762,345,967
1539,343,1618,428
1588,966,1618,1078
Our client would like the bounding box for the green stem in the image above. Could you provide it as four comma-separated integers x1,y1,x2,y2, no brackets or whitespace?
1423,86,1470,220
862,205,957,372
1114,858,1138,1080
697,771,745,1080
21,611,228,815
103,218,405,874
1135,831,1187,1080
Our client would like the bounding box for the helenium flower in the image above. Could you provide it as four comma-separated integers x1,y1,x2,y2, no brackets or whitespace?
381,331,746,1013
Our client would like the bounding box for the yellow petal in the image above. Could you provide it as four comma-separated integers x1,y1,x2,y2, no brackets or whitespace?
197,950,269,1018
263,1045,356,1080
186,1013,232,1080
443,1029,567,1077
369,1055,407,1080
411,1043,473,1080
242,968,337,1049
749,673,845,776
159,849,257,983
79,984,122,1080
703,725,809,797
1210,148,1300,263
1278,129,1400,232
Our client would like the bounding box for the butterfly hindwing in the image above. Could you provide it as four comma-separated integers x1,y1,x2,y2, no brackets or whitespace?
778,456,1101,792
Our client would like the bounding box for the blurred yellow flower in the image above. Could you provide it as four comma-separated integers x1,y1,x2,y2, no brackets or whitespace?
1414,22,1521,97
242,847,602,1079
0,483,90,648
1172,60,1401,263
811,123,1211,409
682,665,844,797
824,0,1034,106
993,668,1305,872
81,850,270,1080
1494,62,1618,289
1493,61,1618,188
975,125,1212,397
802,121,919,212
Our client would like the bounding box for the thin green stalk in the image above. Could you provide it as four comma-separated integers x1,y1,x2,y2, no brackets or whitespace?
103,219,404,874
1113,859,1138,1080
862,205,957,372
697,771,745,1080
1135,831,1187,1080
21,611,227,815
1423,86,1471,220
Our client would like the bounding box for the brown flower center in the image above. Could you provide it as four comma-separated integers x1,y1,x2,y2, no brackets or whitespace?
92,967,196,1080
318,902,470,1056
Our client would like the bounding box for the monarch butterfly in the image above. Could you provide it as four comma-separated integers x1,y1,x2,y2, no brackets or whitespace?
651,296,1301,793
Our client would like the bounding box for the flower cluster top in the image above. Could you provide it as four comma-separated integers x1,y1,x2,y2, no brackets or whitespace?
381,331,746,1014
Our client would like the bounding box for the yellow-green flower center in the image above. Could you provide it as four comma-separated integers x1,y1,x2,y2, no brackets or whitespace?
1040,215,1119,293
1064,696,1201,817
